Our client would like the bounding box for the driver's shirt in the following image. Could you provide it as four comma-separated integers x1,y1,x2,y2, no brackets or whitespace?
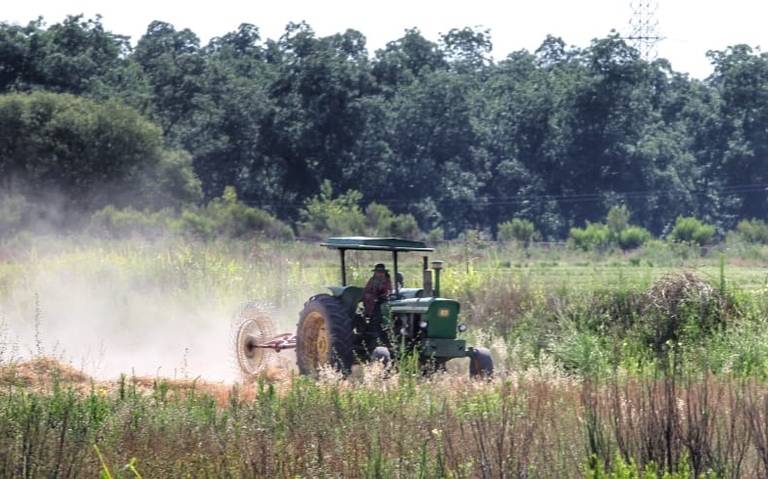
363,275,392,315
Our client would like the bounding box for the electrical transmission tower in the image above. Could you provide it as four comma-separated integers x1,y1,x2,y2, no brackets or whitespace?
627,0,663,60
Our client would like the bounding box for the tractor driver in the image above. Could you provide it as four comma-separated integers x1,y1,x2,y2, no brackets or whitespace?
363,263,393,319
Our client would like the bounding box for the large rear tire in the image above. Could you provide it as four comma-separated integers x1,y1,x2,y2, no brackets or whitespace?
296,295,354,375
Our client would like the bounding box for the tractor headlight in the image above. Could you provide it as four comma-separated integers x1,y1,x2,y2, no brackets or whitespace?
419,320,428,329
457,324,467,333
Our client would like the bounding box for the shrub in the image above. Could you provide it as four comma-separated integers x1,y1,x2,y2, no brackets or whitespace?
569,222,612,251
551,327,609,376
568,206,653,252
88,187,293,241
300,182,422,239
497,218,540,246
299,181,366,238
202,187,293,240
668,216,716,246
365,202,394,236
735,218,768,244
88,206,172,238
425,227,444,244
365,202,422,239
175,210,217,239
132,149,203,209
618,226,652,250
388,212,421,239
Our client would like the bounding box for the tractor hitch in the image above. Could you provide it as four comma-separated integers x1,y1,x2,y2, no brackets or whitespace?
246,332,297,353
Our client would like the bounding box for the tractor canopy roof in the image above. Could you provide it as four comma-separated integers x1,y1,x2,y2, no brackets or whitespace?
321,237,433,252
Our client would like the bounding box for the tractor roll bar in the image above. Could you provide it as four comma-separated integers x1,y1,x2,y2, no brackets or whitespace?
339,249,347,286
392,251,399,296
325,237,434,293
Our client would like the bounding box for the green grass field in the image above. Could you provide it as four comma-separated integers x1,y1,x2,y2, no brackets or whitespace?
3,236,768,476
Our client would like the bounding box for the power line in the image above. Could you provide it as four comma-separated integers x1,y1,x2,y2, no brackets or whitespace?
374,183,768,207
241,182,768,208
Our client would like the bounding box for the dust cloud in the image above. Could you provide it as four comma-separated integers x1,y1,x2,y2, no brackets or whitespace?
0,254,302,383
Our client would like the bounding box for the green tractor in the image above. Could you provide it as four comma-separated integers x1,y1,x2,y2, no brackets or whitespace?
234,237,493,378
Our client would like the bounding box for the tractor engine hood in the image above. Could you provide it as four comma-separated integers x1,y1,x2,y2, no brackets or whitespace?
389,297,460,339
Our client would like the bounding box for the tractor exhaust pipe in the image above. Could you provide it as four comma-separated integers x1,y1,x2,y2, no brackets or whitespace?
422,256,433,296
431,260,444,297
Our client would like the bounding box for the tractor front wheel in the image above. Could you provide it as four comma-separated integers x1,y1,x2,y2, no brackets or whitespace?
371,346,391,367
469,347,494,379
296,295,354,376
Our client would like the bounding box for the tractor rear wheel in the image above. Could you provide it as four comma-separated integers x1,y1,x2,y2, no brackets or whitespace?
469,347,494,379
296,295,354,375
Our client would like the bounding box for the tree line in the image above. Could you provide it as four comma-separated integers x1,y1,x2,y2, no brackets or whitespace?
1,15,768,239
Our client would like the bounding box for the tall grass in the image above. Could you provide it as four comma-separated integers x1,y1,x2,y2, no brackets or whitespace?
3,370,768,477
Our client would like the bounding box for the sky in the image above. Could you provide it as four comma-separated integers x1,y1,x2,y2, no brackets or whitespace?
3,0,768,78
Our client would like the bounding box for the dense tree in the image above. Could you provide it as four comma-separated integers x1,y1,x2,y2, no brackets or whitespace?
707,45,768,222
2,16,768,238
134,21,207,141
259,24,374,202
0,16,130,94
372,28,447,91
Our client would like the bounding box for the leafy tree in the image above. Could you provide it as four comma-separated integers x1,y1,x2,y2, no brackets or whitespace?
381,69,482,234
134,21,206,140
260,23,374,200
707,45,768,222
606,205,630,237
6,17,768,241
440,27,493,72
298,182,421,239
0,92,196,210
190,25,278,204
372,28,446,90
0,16,132,94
